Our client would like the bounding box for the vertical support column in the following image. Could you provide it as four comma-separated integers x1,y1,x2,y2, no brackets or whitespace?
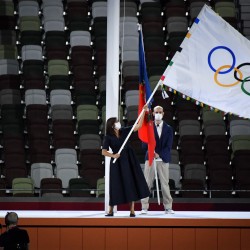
105,0,120,213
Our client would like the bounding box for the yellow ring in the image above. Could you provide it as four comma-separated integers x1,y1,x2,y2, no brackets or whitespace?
214,65,243,87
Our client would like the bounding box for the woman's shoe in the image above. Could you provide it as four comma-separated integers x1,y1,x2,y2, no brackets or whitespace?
130,213,136,217
105,212,114,217
105,206,114,217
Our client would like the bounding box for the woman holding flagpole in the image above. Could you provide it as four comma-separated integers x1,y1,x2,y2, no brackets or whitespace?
102,104,150,217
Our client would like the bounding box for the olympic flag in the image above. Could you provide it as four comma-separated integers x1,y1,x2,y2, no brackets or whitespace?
161,4,250,119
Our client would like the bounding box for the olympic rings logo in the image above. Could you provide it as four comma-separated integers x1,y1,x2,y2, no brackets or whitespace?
207,46,250,96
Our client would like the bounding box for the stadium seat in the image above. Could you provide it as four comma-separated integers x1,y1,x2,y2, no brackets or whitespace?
68,178,92,197
31,163,54,188
12,178,34,197
40,178,63,197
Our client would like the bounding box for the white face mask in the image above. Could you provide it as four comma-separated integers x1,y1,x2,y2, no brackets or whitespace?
114,122,121,130
154,113,163,121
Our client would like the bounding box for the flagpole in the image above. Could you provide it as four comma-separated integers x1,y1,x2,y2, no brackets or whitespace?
113,78,162,163
105,0,120,214
154,159,160,205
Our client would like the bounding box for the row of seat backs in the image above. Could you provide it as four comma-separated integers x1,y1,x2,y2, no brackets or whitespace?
0,176,105,197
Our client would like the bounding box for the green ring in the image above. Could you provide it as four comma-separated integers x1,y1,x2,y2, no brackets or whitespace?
241,76,250,96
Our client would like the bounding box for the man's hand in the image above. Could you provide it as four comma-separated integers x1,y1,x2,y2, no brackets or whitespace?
155,153,159,159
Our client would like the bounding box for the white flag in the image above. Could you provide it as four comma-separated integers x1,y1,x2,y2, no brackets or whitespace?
162,4,250,119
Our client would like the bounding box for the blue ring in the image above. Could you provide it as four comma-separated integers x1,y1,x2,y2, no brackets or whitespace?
208,46,236,74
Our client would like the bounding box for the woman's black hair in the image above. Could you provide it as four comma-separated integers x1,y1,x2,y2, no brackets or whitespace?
106,117,117,136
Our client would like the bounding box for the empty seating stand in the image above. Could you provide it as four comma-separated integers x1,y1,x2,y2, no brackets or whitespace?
0,0,249,199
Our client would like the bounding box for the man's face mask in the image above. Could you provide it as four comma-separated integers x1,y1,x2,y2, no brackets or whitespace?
154,112,163,121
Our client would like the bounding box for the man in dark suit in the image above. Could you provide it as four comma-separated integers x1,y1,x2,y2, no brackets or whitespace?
0,212,29,250
141,105,174,214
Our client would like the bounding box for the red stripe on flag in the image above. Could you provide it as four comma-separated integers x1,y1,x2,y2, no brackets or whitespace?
147,118,156,167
